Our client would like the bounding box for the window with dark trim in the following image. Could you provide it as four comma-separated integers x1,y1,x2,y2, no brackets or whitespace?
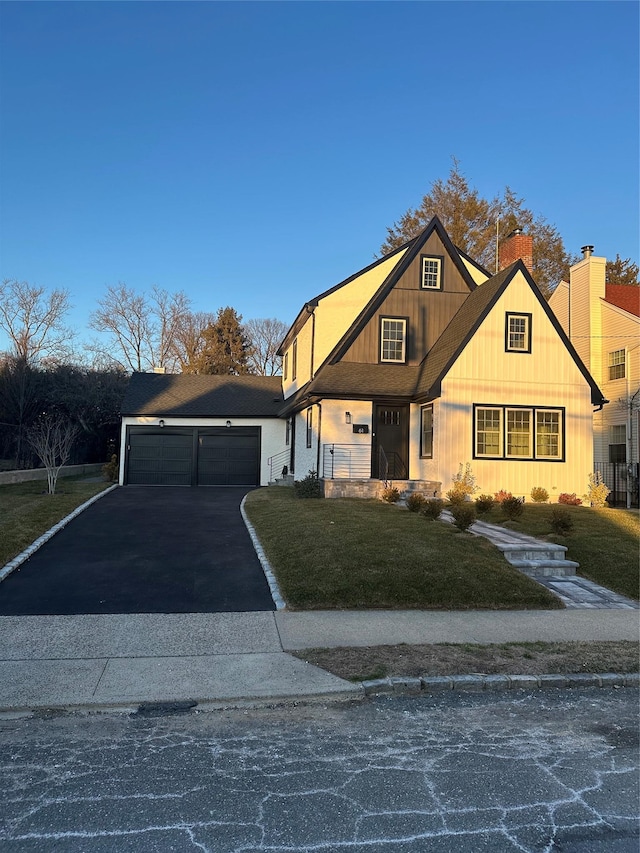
420,255,443,290
609,424,626,462
608,349,625,380
505,313,532,352
474,405,564,461
380,317,407,363
285,418,291,446
420,404,433,458
292,339,297,380
306,407,313,448
283,352,289,381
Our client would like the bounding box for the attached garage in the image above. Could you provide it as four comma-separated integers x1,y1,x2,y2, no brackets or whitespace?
120,373,285,487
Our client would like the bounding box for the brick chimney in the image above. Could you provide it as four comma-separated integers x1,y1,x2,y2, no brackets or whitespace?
499,227,533,273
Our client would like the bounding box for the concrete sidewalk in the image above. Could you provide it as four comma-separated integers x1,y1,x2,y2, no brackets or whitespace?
0,609,637,713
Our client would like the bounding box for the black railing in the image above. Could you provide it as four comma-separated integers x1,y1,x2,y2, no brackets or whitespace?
322,444,371,479
595,462,639,508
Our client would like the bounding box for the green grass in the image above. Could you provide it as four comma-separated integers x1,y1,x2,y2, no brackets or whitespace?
244,487,561,611
479,503,639,601
0,478,112,567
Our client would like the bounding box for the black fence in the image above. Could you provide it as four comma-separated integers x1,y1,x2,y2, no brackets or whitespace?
595,462,639,508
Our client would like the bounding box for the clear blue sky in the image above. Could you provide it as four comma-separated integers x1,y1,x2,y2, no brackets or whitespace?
1,1,638,353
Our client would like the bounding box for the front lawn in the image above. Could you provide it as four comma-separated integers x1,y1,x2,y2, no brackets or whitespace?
478,503,639,601
244,487,561,610
0,478,112,568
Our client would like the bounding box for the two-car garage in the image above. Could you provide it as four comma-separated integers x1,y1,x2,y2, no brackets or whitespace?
120,372,285,488
126,427,261,486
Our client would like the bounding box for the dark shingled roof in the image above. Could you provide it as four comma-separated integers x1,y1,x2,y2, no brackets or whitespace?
307,362,420,398
122,372,283,418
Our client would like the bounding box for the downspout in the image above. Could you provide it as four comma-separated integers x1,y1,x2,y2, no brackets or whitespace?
316,402,322,478
625,345,640,508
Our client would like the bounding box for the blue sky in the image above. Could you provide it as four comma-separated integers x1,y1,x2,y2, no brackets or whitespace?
0,1,638,354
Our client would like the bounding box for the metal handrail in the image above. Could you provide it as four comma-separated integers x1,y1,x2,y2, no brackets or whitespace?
322,444,371,479
267,448,291,481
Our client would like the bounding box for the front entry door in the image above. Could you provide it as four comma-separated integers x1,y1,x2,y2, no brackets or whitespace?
372,404,409,479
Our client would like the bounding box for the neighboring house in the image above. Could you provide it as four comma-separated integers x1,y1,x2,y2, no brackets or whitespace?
119,373,284,486
549,250,639,505
277,217,606,500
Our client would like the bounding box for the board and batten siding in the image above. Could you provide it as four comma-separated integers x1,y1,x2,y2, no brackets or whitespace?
435,270,595,497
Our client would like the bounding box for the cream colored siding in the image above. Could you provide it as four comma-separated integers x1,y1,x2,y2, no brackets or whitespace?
548,281,569,332
569,255,606,383
282,318,315,399
409,401,440,484
439,270,594,497
119,416,285,486
460,256,490,285
312,251,407,371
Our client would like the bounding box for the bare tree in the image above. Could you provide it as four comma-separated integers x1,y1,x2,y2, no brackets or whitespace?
0,279,74,364
88,283,191,373
26,413,79,494
171,310,217,373
244,317,288,375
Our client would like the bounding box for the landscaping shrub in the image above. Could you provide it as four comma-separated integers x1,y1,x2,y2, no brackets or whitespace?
293,469,322,498
494,489,513,503
102,454,119,482
558,493,582,506
405,492,426,512
551,507,573,535
450,502,477,532
381,486,400,503
421,498,443,520
585,472,610,508
530,486,549,503
446,462,478,504
475,494,495,514
501,495,524,520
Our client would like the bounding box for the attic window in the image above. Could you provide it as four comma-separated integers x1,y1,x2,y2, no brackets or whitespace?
421,255,443,290
505,313,532,353
380,317,407,363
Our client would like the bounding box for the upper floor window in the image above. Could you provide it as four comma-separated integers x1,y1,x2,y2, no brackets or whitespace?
292,338,298,380
421,255,443,290
505,313,532,353
609,349,625,380
380,317,407,363
283,351,289,381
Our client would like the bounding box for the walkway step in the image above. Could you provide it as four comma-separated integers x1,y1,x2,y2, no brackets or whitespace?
509,559,579,577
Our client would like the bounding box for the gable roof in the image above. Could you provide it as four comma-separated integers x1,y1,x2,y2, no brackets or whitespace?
122,372,283,418
605,284,640,317
323,216,478,367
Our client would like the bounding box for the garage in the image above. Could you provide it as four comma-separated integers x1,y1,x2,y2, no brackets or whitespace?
120,372,285,487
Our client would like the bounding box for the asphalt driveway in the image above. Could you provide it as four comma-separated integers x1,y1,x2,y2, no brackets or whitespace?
0,487,276,615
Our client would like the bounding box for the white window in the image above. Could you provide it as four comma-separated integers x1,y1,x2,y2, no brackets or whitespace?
421,256,442,290
506,313,531,352
475,408,502,457
536,410,562,459
609,349,625,380
380,318,406,363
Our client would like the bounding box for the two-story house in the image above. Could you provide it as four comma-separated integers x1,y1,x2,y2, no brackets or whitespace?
549,250,639,505
278,217,606,500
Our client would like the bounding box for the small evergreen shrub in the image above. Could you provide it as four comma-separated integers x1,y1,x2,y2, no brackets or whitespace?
102,454,119,482
475,494,495,515
558,493,582,506
406,492,426,512
551,507,573,535
381,486,400,503
530,486,549,503
494,490,513,503
501,495,524,520
421,498,443,520
585,472,610,508
293,469,322,498
450,502,477,532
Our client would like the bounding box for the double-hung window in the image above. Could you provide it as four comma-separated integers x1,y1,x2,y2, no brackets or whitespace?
474,406,563,460
608,349,625,380
380,317,407,363
420,404,433,458
505,313,532,352
420,255,443,290
609,425,626,462
306,407,313,448
292,339,297,380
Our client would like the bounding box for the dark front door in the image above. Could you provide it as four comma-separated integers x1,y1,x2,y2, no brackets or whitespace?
372,404,409,479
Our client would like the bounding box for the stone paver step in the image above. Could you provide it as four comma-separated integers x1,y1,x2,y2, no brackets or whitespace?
509,559,578,577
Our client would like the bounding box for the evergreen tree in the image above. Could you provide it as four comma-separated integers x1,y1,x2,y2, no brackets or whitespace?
189,307,253,375
380,159,575,297
606,254,639,286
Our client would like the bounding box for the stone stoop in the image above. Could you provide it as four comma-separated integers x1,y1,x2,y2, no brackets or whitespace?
268,474,295,487
495,542,579,578
397,480,441,499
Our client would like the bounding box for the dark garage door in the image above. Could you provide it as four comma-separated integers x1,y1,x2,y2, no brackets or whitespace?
126,427,260,486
